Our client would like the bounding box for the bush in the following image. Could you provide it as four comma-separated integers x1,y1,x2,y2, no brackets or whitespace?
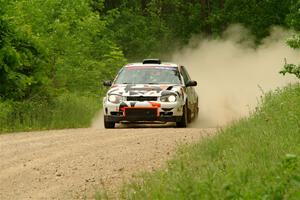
0,93,100,133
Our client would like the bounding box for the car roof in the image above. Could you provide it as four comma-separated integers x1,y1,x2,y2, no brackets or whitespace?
124,62,179,68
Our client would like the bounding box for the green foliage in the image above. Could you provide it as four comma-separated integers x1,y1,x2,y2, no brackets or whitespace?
98,0,206,59
223,0,292,41
0,1,49,100
286,0,300,31
116,85,300,199
281,61,300,79
0,94,100,133
1,0,300,131
7,0,126,95
281,0,300,79
95,0,294,60
0,0,126,132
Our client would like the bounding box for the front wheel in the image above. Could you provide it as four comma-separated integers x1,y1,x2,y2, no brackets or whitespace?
104,117,115,129
176,104,188,128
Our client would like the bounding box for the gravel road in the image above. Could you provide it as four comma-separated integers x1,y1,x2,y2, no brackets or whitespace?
0,127,215,199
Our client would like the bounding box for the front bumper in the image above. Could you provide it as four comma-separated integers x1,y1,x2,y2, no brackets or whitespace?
103,99,184,123
104,115,182,123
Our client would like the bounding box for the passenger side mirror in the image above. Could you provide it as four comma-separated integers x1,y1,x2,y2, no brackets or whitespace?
103,80,112,87
186,80,197,87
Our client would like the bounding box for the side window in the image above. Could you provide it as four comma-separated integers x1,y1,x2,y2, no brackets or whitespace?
180,66,191,85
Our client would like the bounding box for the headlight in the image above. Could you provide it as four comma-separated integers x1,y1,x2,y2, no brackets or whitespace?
108,94,122,104
168,95,176,102
161,94,177,102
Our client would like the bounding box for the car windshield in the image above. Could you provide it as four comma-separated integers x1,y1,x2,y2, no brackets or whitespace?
114,66,182,85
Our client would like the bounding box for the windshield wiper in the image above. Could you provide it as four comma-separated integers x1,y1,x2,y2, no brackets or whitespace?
146,82,159,85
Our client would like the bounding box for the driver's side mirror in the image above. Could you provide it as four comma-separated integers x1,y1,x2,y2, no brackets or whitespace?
103,80,112,87
186,80,197,87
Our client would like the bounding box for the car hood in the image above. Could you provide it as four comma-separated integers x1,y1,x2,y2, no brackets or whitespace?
107,84,183,97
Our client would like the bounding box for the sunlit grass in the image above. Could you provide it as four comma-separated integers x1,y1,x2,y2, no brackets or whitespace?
0,93,100,133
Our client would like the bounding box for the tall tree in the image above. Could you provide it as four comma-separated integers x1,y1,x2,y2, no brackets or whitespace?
7,0,126,96
0,1,49,100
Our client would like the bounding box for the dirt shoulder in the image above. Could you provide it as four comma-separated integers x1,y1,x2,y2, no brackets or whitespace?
0,127,215,199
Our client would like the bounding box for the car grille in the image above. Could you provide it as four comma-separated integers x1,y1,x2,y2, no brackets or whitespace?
126,96,157,101
125,108,158,121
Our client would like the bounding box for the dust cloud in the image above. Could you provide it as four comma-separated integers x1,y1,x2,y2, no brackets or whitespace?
91,110,104,129
91,25,299,129
172,25,299,127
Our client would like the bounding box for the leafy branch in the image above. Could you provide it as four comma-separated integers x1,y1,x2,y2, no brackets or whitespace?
280,58,300,79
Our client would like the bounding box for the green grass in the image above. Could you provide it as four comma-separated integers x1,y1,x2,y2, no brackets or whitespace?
0,93,101,133
113,84,300,200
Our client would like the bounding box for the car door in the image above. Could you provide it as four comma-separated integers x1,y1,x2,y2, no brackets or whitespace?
180,66,198,115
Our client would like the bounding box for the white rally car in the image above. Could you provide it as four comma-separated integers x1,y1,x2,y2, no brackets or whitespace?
103,59,198,128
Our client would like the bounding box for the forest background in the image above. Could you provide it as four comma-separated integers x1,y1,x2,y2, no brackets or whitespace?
0,0,299,132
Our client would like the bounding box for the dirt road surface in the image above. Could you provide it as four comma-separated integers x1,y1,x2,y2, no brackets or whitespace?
0,127,215,199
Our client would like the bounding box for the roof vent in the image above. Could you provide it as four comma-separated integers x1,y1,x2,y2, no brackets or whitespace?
142,59,161,64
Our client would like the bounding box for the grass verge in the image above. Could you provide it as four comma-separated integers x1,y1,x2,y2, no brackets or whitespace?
112,84,300,199
0,93,101,133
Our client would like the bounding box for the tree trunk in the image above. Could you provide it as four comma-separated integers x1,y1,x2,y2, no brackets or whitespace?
200,0,211,34
220,0,225,8
141,0,147,14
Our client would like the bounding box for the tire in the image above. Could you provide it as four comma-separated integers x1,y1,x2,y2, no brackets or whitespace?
194,106,199,120
104,117,115,129
176,104,188,128
187,107,192,123
193,99,199,121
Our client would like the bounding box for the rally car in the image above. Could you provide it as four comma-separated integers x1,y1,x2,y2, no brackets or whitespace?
103,59,198,128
